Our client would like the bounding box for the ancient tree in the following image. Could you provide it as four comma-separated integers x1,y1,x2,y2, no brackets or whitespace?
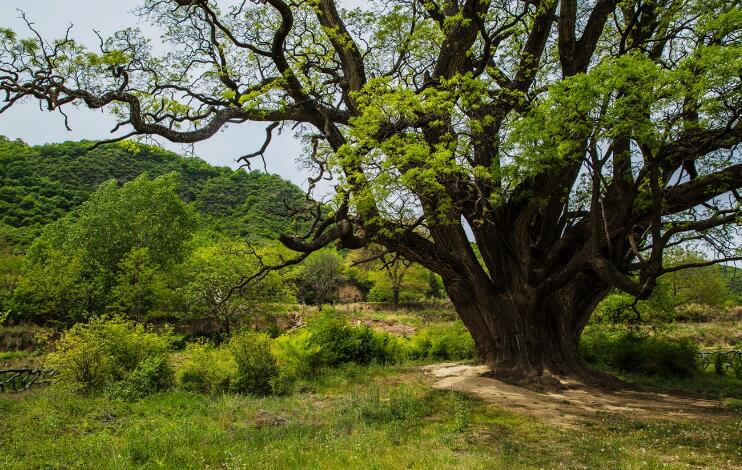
1,0,740,385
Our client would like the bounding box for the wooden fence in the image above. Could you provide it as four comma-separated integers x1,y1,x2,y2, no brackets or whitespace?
0,369,58,392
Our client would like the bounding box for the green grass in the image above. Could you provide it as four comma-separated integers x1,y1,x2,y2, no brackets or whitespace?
1,364,740,469
330,303,458,330
0,351,44,369
2,313,740,468
615,370,742,399
654,321,741,349
0,351,30,361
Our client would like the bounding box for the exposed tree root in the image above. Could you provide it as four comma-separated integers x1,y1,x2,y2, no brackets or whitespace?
478,362,630,392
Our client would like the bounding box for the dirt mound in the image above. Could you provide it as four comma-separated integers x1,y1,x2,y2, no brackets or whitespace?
424,363,732,426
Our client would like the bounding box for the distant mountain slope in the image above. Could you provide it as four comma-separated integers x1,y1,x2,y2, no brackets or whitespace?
0,136,307,250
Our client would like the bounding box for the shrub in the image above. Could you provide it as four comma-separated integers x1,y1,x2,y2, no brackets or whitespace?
46,316,173,392
229,331,278,396
580,326,698,378
306,311,404,366
272,329,323,379
270,320,404,394
112,355,173,399
173,341,235,394
407,322,475,361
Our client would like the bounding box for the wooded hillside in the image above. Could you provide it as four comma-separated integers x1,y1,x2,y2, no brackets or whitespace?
0,136,305,250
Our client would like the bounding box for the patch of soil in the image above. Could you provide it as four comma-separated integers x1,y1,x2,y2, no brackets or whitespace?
351,318,417,336
424,363,733,426
333,301,454,313
251,410,287,428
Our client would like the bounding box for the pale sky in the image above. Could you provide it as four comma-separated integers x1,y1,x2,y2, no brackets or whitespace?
0,1,358,192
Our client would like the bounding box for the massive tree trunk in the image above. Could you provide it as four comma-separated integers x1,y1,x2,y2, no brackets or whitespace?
442,262,612,388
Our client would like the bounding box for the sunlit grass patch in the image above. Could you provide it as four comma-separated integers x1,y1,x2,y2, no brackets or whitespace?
1,365,740,469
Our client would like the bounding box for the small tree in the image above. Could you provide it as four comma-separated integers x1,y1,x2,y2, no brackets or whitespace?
426,271,445,300
180,242,292,335
349,247,443,303
352,246,417,305
662,250,730,308
16,174,195,321
378,253,411,306
27,173,195,273
301,250,343,308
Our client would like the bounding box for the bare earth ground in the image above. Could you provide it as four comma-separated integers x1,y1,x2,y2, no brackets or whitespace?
424,363,733,426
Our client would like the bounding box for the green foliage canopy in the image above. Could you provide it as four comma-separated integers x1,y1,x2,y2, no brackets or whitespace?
14,174,195,321
178,241,295,333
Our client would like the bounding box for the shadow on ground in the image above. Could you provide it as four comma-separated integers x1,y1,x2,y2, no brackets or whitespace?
424,363,733,426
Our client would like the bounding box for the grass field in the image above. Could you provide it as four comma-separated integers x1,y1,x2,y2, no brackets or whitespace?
2,307,741,469
1,364,741,470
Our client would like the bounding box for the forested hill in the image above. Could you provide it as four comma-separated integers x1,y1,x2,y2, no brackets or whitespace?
0,136,306,250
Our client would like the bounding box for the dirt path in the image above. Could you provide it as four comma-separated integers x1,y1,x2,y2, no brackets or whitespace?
424,363,733,426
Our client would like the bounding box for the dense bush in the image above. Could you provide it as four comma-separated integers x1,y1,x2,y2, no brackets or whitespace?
272,329,324,379
168,312,462,397
306,311,405,366
228,331,279,396
281,314,475,368
407,322,475,361
46,317,173,392
580,326,698,378
112,356,174,399
266,313,408,393
172,341,235,394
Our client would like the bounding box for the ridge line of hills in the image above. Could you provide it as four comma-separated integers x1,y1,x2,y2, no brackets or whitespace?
0,136,306,251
